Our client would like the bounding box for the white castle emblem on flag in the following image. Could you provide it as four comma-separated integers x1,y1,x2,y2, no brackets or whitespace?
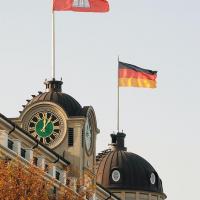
72,0,90,8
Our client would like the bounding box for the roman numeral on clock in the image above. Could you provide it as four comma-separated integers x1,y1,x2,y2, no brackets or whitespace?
54,126,60,130
29,127,35,132
31,132,37,137
53,118,59,124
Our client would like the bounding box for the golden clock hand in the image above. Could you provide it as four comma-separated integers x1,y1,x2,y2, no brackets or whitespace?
46,115,52,126
41,115,52,131
41,113,47,132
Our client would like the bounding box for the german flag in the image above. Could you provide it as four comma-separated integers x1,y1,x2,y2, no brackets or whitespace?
118,62,157,88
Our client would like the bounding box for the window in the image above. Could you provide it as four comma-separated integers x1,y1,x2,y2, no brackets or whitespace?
112,170,120,182
21,148,26,158
150,172,156,185
56,171,60,180
33,157,38,166
68,128,74,147
8,139,13,150
45,164,49,173
53,186,56,194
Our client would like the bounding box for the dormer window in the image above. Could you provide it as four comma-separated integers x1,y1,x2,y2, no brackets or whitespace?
111,169,121,182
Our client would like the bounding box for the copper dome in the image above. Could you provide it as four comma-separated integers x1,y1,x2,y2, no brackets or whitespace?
96,132,164,193
21,79,82,117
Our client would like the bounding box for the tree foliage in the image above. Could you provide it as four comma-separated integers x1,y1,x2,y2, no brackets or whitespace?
0,158,84,200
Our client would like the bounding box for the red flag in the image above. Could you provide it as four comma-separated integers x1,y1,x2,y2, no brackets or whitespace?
53,0,109,12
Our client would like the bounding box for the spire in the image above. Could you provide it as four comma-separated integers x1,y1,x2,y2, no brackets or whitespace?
44,79,63,92
109,132,127,151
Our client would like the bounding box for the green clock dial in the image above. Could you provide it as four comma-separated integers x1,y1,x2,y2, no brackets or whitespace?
28,111,61,145
35,118,54,138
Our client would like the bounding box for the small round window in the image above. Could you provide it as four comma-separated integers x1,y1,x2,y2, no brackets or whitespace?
112,170,120,182
150,172,156,185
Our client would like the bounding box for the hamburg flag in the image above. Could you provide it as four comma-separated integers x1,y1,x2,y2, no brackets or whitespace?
53,0,109,12
118,61,157,88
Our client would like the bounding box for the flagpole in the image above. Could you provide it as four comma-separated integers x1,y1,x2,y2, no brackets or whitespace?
52,0,55,80
117,56,120,132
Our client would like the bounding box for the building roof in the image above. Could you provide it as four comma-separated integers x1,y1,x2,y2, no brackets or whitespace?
96,132,164,194
21,79,83,117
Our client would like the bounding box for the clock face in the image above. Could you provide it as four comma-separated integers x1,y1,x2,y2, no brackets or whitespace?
85,118,92,153
23,104,66,148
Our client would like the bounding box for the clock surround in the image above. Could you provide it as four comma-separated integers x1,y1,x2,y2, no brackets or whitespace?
84,117,93,156
22,102,67,149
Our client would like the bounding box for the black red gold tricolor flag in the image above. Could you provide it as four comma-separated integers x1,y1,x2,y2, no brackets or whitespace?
118,61,157,88
53,0,109,12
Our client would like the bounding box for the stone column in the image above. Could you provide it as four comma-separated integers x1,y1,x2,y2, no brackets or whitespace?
149,193,151,200
69,177,77,192
13,139,21,155
136,192,139,200
0,130,8,147
37,157,45,170
49,165,56,178
121,192,125,200
60,170,67,185
25,149,33,162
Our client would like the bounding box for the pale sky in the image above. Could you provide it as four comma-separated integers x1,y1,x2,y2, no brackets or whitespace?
0,1,200,199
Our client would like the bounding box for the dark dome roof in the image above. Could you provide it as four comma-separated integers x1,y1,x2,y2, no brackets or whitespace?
96,132,164,193
21,79,82,117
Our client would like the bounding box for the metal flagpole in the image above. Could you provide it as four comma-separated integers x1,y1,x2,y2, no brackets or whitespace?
52,0,55,80
117,56,120,132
